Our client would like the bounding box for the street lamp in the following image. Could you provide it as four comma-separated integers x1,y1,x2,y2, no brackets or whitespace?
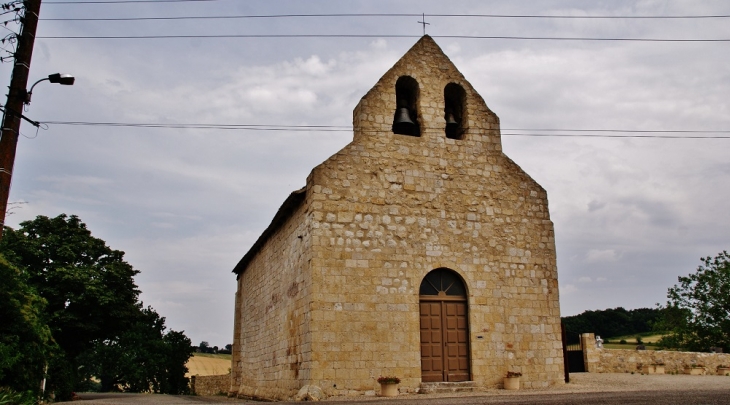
25,73,75,104
0,71,75,239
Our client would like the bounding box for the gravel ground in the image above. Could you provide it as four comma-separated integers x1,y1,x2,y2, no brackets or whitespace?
548,372,730,393
70,373,730,404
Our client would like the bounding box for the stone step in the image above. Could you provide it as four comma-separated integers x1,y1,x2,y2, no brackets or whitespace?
418,381,476,394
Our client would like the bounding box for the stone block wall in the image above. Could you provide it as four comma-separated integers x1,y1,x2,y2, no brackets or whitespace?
580,333,601,372
581,333,730,374
303,35,564,395
594,349,730,374
230,192,315,401
190,374,230,396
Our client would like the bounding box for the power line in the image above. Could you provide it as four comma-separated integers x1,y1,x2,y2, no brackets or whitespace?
41,121,352,131
38,13,730,21
433,13,730,19
35,33,730,42
39,121,730,138
44,0,216,3
501,133,730,139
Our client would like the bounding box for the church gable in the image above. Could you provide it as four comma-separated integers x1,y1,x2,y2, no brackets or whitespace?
352,35,500,149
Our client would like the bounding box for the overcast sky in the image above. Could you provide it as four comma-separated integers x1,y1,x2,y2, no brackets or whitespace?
3,0,729,347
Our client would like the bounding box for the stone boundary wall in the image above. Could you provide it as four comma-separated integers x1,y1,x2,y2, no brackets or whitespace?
190,374,230,396
580,333,730,375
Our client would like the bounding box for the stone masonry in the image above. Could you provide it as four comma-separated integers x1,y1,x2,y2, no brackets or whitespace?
190,374,231,396
581,333,730,375
230,36,565,401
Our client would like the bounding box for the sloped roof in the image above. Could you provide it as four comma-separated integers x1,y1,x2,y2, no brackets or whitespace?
232,187,306,276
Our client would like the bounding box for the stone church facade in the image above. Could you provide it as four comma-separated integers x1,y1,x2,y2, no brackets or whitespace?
230,36,564,401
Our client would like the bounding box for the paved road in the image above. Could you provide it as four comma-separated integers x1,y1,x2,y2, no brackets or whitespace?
70,389,730,405
67,373,730,405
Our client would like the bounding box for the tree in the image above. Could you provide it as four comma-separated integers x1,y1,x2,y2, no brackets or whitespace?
0,215,141,359
659,251,730,352
0,214,193,398
561,307,665,344
0,255,56,395
81,307,193,394
161,330,194,394
1,214,141,399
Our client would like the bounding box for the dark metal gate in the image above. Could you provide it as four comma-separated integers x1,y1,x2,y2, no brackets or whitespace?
565,342,585,372
561,322,585,378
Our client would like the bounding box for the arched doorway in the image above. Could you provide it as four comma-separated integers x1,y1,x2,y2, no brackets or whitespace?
419,268,471,382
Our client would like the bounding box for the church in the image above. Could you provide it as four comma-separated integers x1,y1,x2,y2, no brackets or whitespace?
230,36,565,400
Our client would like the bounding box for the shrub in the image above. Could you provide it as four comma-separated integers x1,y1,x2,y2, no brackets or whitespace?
0,388,36,405
377,376,400,384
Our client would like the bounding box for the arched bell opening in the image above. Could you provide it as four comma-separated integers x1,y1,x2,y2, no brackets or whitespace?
392,76,421,137
419,268,471,382
444,83,466,140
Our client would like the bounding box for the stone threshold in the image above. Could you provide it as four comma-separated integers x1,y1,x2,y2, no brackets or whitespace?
418,381,476,394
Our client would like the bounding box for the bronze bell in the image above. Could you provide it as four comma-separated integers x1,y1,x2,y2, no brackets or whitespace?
445,111,461,139
445,112,458,128
393,107,416,134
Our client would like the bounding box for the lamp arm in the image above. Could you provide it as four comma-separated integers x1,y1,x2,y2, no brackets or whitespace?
25,77,49,103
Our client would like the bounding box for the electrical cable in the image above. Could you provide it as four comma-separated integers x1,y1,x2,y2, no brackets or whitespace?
44,0,217,4
38,121,730,138
39,13,730,21
35,33,730,42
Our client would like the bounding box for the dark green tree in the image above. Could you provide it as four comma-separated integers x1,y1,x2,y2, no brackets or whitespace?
561,307,665,344
81,307,193,394
0,255,56,395
659,251,730,352
1,214,193,398
1,215,141,359
160,330,194,394
1,214,141,400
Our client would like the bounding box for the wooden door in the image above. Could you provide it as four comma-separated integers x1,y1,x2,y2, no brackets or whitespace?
420,301,444,382
443,301,470,381
419,268,471,382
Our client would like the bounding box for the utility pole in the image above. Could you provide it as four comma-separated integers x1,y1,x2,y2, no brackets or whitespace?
0,0,42,239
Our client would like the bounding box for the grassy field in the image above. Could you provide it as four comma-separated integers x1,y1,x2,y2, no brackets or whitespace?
605,333,666,344
186,353,231,377
601,332,667,350
602,343,660,350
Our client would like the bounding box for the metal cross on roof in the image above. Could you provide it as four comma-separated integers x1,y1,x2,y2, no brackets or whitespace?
418,13,430,35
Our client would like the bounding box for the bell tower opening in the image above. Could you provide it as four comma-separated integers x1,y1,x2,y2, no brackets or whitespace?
444,83,466,140
392,76,421,137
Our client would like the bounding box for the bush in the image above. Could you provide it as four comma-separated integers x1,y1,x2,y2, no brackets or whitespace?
620,339,627,344
0,388,36,405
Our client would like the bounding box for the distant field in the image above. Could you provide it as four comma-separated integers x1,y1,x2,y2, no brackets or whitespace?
193,353,232,360
186,353,231,377
600,332,667,350
605,333,666,344
603,343,660,350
